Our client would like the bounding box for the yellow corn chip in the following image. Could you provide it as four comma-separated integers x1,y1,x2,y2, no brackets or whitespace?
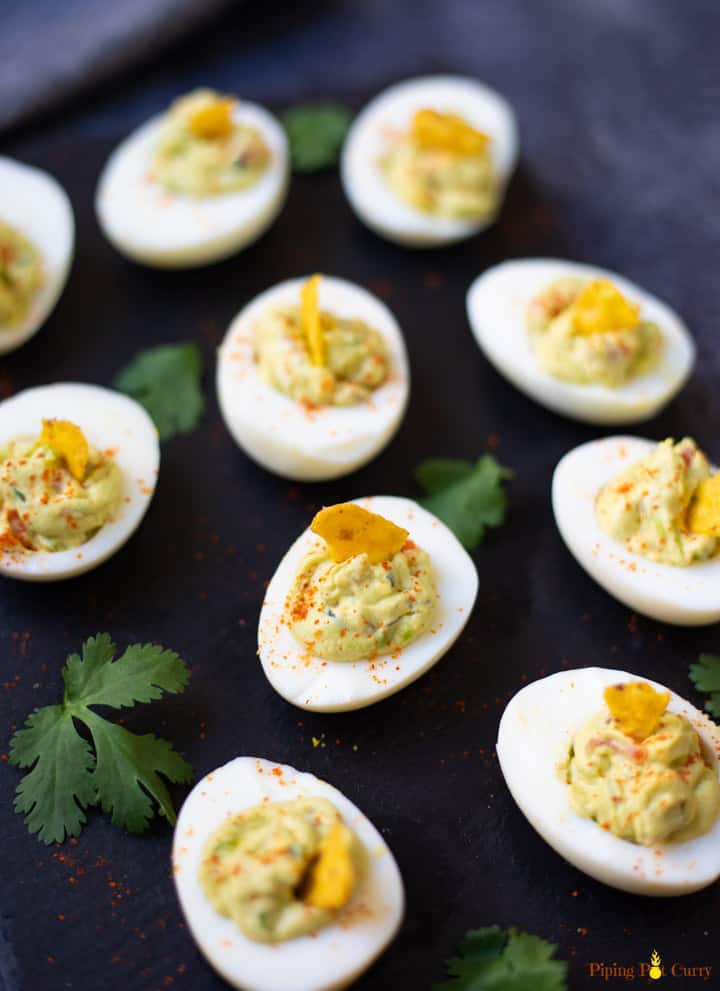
300,273,325,367
311,503,409,564
188,97,235,140
604,681,670,741
411,108,489,156
39,419,89,482
303,822,356,910
569,279,641,336
688,474,720,536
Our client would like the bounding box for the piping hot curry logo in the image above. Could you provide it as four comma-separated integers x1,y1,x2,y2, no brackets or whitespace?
587,948,713,981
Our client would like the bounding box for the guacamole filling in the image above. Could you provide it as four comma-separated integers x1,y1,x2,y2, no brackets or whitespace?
152,88,270,197
380,109,498,220
287,540,436,661
0,433,123,553
254,303,389,407
596,437,717,566
527,277,662,386
199,797,364,943
0,220,43,327
568,707,720,846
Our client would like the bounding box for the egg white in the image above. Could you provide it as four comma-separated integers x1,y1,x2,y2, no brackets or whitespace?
0,383,159,582
467,259,695,425
341,75,518,247
497,666,720,896
258,496,478,712
216,276,409,482
552,435,720,625
173,756,404,991
0,156,74,355
95,101,289,268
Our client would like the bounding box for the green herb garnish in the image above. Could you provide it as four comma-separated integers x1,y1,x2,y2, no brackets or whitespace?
12,488,25,502
113,342,204,441
10,634,193,844
434,926,568,991
690,654,720,718
280,103,353,172
415,455,511,550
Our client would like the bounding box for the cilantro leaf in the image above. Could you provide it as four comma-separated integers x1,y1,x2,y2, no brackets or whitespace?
10,706,95,844
64,635,189,709
84,714,193,832
434,926,568,991
280,103,353,172
9,635,192,844
690,654,720,717
415,455,511,550
113,342,204,441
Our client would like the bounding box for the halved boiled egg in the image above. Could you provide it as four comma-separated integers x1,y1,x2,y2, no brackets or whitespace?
467,259,694,424
341,75,518,247
173,756,404,991
552,435,720,625
497,667,720,896
95,89,288,268
0,156,74,355
217,275,409,482
258,496,478,712
0,383,159,581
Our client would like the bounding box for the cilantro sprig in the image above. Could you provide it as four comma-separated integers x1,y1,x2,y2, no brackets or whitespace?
10,634,193,844
280,103,353,172
415,455,511,550
689,654,720,718
113,341,204,441
434,926,568,991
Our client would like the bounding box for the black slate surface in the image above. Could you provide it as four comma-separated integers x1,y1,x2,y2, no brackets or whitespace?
2,1,720,988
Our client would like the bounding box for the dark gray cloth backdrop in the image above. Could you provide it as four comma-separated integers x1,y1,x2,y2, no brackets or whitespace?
0,0,237,134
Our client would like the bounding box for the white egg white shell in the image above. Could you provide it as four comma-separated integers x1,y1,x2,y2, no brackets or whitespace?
553,435,720,625
467,259,695,425
216,276,409,482
341,75,518,247
173,756,405,991
0,383,159,582
258,496,478,712
95,102,289,268
497,667,720,896
0,157,74,355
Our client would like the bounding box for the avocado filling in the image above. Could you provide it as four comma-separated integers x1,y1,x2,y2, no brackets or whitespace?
287,540,436,661
0,220,43,327
596,437,717,566
527,277,662,386
152,88,270,197
568,706,720,846
199,797,364,942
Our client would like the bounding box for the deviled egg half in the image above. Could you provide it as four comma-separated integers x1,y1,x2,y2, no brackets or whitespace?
0,383,159,581
341,75,518,247
0,157,74,355
553,435,720,625
467,259,694,424
217,274,409,482
258,498,478,712
497,667,720,896
96,88,289,268
173,756,404,991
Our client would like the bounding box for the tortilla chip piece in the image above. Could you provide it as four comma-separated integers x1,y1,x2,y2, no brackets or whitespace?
311,503,409,564
411,108,489,156
688,474,720,536
300,273,325,367
569,278,641,336
189,97,235,140
604,681,670,741
39,419,89,482
303,822,356,911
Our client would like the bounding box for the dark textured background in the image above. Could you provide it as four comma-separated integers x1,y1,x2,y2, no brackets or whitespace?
2,1,719,988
